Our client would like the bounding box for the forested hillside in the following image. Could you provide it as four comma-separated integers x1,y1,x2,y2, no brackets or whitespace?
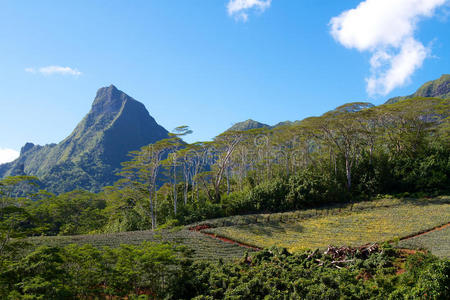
386,74,450,104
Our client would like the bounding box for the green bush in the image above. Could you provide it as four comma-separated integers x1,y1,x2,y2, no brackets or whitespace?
287,169,344,208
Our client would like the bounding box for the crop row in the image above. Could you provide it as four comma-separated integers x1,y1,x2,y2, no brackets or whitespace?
205,196,450,254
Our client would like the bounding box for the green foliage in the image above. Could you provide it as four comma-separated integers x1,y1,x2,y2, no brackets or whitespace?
386,74,450,104
389,142,450,193
399,226,450,258
222,178,290,214
31,190,107,235
206,196,450,253
27,225,253,262
1,246,72,299
181,246,450,300
4,240,440,299
412,260,450,299
227,119,270,132
287,168,344,208
0,242,182,299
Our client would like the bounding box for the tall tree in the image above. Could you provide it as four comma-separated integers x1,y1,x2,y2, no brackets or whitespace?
121,139,177,230
210,131,243,202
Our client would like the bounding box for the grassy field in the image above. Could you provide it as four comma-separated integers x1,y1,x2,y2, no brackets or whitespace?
398,225,450,258
27,227,254,261
204,196,450,253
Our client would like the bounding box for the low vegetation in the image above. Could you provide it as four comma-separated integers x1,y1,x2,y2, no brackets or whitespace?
204,196,450,253
27,227,254,262
2,242,449,299
399,225,450,258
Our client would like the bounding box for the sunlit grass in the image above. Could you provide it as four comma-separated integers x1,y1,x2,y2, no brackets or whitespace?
28,196,450,260
206,196,450,253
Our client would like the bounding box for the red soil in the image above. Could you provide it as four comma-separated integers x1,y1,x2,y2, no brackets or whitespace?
399,222,450,241
188,220,450,257
189,224,212,231
201,232,261,250
189,224,261,250
389,223,450,275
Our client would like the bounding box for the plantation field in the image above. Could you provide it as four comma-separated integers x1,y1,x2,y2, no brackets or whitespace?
204,196,450,253
398,225,450,258
28,196,450,260
27,227,254,261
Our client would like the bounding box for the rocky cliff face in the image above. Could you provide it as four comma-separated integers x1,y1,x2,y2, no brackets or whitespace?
0,85,169,193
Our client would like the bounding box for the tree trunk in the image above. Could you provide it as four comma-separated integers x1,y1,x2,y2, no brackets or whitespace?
173,164,177,215
345,157,351,191
149,188,156,230
226,167,230,195
154,186,157,227
184,176,188,206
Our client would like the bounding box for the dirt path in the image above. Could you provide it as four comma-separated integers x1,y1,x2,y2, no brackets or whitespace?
189,225,261,251
399,222,450,241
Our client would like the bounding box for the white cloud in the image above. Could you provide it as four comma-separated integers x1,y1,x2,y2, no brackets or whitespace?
0,148,19,164
227,0,271,21
25,67,36,74
25,66,82,76
330,0,447,96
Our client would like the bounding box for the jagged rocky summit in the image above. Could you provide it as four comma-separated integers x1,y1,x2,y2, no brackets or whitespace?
0,85,169,193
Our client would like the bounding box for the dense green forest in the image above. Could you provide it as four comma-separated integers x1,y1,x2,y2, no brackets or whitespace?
1,94,449,298
1,241,449,299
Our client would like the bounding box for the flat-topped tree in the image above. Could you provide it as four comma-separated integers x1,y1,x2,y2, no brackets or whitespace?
165,126,192,215
303,103,369,191
378,97,447,156
120,138,180,230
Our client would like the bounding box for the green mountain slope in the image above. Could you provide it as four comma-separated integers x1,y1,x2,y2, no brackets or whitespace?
0,85,169,193
386,74,450,104
227,119,270,131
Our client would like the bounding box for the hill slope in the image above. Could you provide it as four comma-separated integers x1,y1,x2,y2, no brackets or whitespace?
227,119,270,131
0,85,169,193
386,74,450,104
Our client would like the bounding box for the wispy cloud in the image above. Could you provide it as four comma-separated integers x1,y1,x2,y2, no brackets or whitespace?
227,0,271,21
330,0,447,96
0,148,19,164
25,65,82,76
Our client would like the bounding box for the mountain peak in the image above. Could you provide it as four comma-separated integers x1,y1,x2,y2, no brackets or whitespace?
20,142,35,155
92,85,130,114
227,119,270,132
1,86,169,193
95,84,118,98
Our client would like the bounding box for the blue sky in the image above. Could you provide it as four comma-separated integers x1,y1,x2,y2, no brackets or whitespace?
1,0,449,163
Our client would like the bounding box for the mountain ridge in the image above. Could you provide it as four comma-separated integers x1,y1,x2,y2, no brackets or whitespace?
2,75,449,191
0,85,169,193
386,74,450,104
